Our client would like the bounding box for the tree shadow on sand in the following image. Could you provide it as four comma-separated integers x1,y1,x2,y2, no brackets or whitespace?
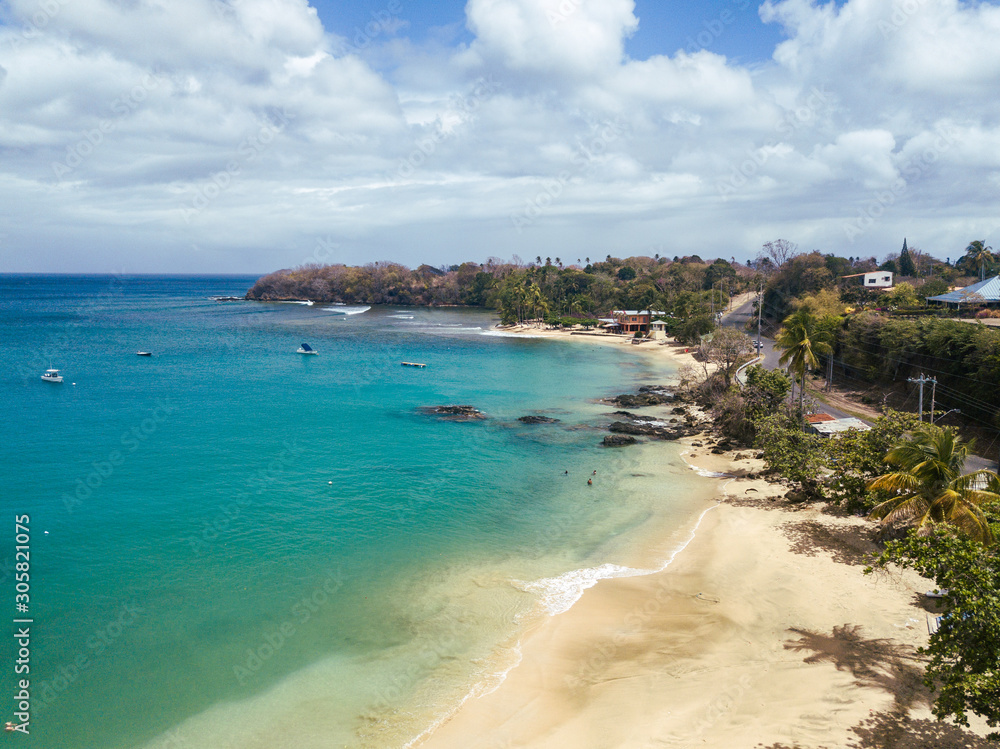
756,625,993,748
781,520,880,566
758,711,997,748
782,624,925,711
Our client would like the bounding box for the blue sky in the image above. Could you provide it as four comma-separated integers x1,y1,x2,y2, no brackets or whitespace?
0,0,997,273
314,0,788,62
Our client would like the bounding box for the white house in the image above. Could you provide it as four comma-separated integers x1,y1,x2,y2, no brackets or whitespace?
863,271,893,288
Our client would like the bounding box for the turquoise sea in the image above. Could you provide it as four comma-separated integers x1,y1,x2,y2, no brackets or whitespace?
1,275,715,748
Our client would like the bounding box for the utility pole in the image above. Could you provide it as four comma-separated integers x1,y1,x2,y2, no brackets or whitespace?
756,281,763,353
908,374,936,422
929,378,937,423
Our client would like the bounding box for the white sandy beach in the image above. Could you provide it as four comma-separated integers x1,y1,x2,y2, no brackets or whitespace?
418,446,957,748
418,331,990,747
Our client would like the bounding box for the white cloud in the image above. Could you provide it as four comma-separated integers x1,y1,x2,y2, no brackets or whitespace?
462,0,637,77
0,0,998,272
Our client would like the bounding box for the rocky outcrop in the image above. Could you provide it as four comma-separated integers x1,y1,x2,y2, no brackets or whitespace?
602,434,638,447
605,392,673,407
609,421,694,440
611,410,659,422
419,405,487,420
517,415,561,424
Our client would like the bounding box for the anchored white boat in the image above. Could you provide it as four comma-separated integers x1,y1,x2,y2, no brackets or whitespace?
297,343,318,355
41,369,64,383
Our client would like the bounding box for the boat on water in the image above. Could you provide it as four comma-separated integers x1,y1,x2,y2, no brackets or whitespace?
297,343,318,355
41,369,64,383
136,351,152,356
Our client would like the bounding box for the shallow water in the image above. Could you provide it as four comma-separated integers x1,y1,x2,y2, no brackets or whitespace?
0,275,715,748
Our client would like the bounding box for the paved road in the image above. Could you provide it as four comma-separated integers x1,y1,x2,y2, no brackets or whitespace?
723,296,856,421
721,296,998,470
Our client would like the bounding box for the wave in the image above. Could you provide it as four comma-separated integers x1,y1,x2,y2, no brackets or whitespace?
388,314,415,319
512,503,720,616
279,300,314,305
514,563,647,616
322,305,371,315
678,449,731,478
409,325,484,334
481,330,549,338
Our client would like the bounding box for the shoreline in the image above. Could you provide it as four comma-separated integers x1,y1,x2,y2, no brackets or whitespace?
490,323,709,371
416,433,964,748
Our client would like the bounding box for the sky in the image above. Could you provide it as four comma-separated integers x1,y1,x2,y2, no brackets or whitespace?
0,0,997,273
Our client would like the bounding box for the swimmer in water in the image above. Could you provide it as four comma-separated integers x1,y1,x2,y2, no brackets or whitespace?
587,478,593,485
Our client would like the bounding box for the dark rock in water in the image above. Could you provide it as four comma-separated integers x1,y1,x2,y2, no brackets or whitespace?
605,392,672,407
609,421,695,440
611,410,658,422
671,407,688,415
419,405,487,420
602,434,638,447
638,385,674,396
517,415,561,424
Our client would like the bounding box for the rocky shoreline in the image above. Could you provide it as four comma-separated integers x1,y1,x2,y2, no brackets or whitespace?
420,384,709,448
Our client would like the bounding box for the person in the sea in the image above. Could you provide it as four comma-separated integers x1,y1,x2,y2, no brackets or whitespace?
592,470,597,475
587,478,592,485
564,470,568,475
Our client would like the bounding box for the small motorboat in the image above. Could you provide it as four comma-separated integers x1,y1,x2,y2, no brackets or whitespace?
136,351,152,356
41,369,64,383
297,343,318,355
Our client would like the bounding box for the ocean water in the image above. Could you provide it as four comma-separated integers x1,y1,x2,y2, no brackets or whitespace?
0,275,716,748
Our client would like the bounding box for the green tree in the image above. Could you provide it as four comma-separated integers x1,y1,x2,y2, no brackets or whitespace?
869,528,1000,739
674,313,715,345
867,425,999,543
964,240,996,281
823,410,919,512
775,308,834,417
713,366,791,445
755,412,825,497
703,258,737,290
885,281,921,308
898,238,917,277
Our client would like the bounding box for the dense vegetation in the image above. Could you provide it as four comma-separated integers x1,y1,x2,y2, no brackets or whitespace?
248,239,1000,427
249,238,1000,735
836,315,1000,424
245,254,753,324
870,529,1000,740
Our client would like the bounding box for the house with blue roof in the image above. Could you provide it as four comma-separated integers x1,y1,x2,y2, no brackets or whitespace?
926,275,1000,308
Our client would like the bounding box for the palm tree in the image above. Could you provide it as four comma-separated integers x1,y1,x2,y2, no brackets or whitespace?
867,426,998,543
964,240,995,281
774,308,834,417
524,281,547,322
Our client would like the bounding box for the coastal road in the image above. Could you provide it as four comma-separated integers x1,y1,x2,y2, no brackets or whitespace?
722,295,860,422
721,294,999,470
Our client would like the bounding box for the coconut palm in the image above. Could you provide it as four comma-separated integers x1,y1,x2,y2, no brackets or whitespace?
774,308,834,417
964,240,995,281
867,426,998,543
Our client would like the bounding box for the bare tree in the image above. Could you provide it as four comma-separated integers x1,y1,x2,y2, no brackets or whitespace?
757,239,799,272
703,327,755,387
